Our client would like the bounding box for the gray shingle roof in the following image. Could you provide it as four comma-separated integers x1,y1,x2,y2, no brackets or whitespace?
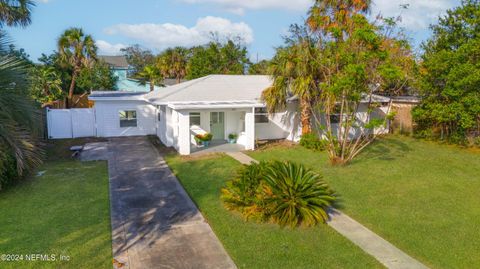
145,75,272,104
98,55,129,69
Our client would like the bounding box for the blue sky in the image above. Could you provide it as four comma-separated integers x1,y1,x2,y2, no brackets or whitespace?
8,0,459,62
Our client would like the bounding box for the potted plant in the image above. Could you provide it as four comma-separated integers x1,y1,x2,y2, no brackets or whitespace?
202,133,213,146
228,133,237,144
194,134,203,146
195,133,213,147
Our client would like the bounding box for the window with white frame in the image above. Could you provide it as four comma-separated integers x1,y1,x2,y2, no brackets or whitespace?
190,112,201,126
119,110,137,127
255,107,269,123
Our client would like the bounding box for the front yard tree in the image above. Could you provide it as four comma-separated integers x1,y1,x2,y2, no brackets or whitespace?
413,0,480,142
263,25,321,135
264,0,413,164
58,27,97,107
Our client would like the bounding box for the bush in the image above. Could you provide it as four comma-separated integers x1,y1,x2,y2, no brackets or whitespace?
221,161,269,221
0,148,19,190
300,133,326,151
221,161,336,227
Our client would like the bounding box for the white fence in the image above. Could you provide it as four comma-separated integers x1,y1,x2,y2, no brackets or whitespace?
47,108,96,139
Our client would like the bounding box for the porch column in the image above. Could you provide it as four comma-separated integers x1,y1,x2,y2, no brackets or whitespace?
245,107,255,150
178,110,191,155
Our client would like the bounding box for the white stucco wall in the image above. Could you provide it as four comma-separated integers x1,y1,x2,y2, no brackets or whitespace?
94,100,156,137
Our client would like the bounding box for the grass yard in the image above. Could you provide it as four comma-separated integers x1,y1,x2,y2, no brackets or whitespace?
0,139,112,269
248,136,480,269
165,154,382,269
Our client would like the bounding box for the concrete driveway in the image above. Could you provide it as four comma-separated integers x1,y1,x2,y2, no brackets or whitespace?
82,136,236,269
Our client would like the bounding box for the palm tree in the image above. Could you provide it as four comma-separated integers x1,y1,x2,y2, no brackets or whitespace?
157,47,188,84
57,27,96,106
263,25,320,135
137,65,163,92
0,0,34,28
0,32,43,185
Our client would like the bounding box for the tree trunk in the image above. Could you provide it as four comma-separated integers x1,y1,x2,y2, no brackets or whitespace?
300,98,312,135
176,76,181,84
149,81,154,92
67,69,78,108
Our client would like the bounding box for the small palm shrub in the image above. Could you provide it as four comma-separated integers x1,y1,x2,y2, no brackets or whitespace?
221,161,336,227
300,133,326,151
263,161,336,227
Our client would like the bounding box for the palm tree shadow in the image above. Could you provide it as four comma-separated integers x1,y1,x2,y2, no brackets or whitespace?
356,137,411,162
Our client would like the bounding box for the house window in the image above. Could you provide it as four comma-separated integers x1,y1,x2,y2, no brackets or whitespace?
255,107,269,123
119,110,137,127
190,112,201,126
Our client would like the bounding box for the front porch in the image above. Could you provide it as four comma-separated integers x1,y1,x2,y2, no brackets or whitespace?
161,104,261,155
190,140,245,156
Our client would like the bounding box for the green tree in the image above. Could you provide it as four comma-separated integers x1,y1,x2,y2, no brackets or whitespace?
187,40,250,79
57,27,97,105
136,65,163,92
309,2,412,164
29,65,63,105
0,0,34,28
76,60,117,92
157,47,189,84
248,59,270,75
413,0,480,143
263,24,321,135
120,44,155,77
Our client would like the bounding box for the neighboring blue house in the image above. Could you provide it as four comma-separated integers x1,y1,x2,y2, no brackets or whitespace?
98,55,151,92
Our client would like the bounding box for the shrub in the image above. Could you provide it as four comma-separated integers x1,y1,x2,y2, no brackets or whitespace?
221,162,269,220
0,148,19,190
221,161,336,227
263,161,336,227
300,132,326,151
228,133,238,140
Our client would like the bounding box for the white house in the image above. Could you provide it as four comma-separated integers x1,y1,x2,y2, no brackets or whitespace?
88,75,390,155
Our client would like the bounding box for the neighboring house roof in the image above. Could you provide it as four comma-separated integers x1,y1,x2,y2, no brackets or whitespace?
390,96,421,103
145,75,272,104
98,55,129,69
89,91,146,101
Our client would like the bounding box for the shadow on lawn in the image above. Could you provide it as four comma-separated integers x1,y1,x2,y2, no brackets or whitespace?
359,137,411,162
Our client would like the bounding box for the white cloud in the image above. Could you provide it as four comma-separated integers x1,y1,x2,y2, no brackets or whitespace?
96,40,127,55
104,16,254,50
371,0,458,30
179,0,313,14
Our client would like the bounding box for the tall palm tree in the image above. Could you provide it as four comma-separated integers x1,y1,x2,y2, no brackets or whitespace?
137,65,163,92
57,27,96,106
0,0,34,28
0,32,42,183
263,25,320,135
157,47,188,84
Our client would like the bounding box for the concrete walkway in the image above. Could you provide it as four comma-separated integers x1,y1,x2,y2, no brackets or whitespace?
226,152,428,269
82,137,236,269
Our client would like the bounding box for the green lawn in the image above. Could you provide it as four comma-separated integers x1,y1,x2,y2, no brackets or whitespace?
0,140,112,268
165,154,382,269
248,136,480,269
